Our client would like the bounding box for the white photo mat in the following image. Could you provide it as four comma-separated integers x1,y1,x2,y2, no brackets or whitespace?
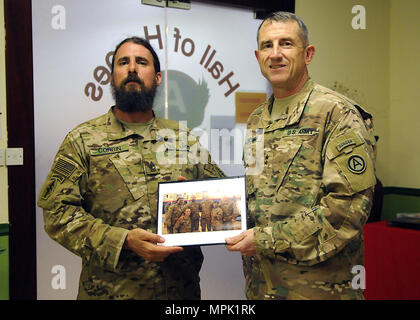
157,176,247,246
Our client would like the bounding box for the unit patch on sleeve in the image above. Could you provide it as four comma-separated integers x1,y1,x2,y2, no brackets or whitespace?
347,155,366,174
327,131,376,193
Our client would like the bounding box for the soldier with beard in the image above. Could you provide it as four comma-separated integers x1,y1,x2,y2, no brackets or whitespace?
38,37,225,300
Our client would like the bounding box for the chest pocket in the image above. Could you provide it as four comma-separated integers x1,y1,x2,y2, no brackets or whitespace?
271,141,302,192
110,151,160,200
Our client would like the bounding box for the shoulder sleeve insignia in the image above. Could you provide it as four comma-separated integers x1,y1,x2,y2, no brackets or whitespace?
327,131,376,193
347,155,366,174
53,157,76,179
52,155,84,183
40,178,59,200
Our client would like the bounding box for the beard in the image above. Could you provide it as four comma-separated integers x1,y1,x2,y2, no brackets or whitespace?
111,73,158,113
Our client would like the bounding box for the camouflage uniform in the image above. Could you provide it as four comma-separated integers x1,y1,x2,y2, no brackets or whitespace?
220,198,240,230
185,200,201,232
165,201,185,234
243,79,376,300
200,199,213,232
211,206,224,231
38,107,225,300
173,214,192,234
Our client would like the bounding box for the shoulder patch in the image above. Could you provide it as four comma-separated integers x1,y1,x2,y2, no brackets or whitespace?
347,155,366,174
53,157,76,179
40,178,59,200
52,156,84,183
327,131,364,160
327,131,376,193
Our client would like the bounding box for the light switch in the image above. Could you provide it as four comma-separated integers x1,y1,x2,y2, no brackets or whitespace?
6,148,24,166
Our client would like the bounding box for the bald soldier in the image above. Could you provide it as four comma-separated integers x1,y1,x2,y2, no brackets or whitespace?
226,12,376,300
38,36,225,300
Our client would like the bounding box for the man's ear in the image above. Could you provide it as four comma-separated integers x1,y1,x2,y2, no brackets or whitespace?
155,72,162,86
305,45,315,65
254,49,260,61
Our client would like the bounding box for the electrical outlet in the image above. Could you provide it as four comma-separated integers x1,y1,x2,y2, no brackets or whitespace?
6,148,24,166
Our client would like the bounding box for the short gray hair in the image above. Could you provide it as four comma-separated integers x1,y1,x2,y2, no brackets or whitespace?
257,11,309,47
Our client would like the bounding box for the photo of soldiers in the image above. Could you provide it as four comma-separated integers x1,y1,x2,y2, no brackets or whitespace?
161,191,243,234
157,177,246,247
173,208,192,234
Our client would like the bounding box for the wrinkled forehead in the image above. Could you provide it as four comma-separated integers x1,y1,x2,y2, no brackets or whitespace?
258,20,302,44
114,42,152,60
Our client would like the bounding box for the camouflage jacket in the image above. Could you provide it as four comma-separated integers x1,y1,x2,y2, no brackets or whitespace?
173,215,192,233
243,79,376,300
200,199,213,219
220,199,240,222
185,200,201,221
38,107,225,300
164,202,185,233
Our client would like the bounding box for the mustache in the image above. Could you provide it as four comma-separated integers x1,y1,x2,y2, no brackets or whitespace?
123,73,143,85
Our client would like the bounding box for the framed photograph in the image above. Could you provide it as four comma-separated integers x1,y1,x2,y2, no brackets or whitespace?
157,176,247,246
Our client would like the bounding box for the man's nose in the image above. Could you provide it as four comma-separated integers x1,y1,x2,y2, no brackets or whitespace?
270,44,283,59
128,60,137,73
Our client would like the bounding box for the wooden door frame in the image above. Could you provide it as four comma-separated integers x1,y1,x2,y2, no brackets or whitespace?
5,0,37,300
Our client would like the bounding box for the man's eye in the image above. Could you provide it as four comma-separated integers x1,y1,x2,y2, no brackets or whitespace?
261,43,272,49
281,41,293,48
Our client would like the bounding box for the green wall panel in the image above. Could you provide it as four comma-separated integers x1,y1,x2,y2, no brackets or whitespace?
381,188,420,221
0,233,9,300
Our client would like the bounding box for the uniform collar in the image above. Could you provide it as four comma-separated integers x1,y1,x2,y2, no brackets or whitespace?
106,107,159,141
250,79,315,132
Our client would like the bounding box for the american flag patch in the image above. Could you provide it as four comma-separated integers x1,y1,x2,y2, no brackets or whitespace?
53,158,76,179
